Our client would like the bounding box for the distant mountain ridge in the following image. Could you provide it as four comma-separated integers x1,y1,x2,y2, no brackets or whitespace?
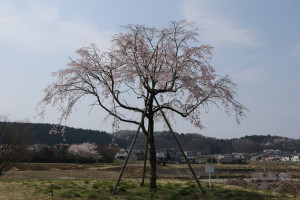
116,130,300,154
2,122,300,154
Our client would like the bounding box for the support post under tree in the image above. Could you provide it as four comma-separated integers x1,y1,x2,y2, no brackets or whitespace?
154,97,206,196
112,111,147,194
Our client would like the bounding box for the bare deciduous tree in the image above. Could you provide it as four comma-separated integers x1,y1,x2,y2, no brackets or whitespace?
0,116,31,176
98,144,119,164
38,20,247,188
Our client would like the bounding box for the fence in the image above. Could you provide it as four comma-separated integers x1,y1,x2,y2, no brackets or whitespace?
252,173,291,182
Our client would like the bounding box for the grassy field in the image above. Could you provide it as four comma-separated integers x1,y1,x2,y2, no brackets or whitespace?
0,161,299,199
0,178,295,200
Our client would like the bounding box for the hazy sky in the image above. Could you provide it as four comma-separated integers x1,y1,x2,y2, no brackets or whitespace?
0,0,299,139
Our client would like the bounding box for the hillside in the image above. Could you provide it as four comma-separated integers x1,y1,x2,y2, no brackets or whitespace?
1,122,300,154
0,122,113,147
116,130,300,154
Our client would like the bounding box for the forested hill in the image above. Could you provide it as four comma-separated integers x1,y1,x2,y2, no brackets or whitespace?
116,130,300,154
1,122,113,147
2,122,300,154
30,123,113,146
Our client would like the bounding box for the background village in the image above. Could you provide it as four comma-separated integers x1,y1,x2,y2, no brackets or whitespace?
29,142,300,164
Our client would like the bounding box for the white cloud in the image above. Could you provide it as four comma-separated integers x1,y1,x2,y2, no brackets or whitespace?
182,0,258,46
0,1,113,55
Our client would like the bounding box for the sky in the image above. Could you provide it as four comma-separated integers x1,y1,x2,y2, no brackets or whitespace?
0,0,300,139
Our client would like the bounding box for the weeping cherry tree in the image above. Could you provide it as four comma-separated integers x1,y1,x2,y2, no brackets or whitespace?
37,20,247,189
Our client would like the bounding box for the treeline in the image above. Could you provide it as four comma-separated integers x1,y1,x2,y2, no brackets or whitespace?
21,148,96,163
18,146,117,164
118,130,234,154
30,123,113,146
2,122,300,154
116,130,300,154
0,122,123,147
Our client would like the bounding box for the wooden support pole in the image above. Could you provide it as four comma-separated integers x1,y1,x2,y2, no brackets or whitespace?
112,109,147,194
154,97,206,196
276,159,278,181
263,158,266,181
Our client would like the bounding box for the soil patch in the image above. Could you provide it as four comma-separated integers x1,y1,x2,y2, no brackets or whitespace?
226,178,300,197
11,163,90,171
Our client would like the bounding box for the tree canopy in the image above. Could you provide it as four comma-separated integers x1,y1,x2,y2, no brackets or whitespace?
38,20,246,130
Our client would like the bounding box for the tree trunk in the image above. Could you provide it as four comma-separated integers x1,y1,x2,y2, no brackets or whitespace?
141,132,148,187
148,97,157,189
148,120,157,189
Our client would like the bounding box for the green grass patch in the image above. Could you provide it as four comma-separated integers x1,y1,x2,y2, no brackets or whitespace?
0,178,295,199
